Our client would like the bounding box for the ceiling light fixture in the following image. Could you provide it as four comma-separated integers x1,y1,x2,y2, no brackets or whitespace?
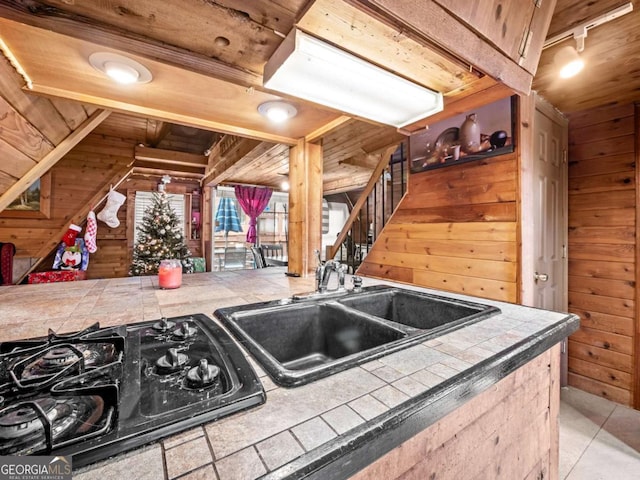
555,46,584,78
263,29,443,128
543,2,633,51
542,2,632,79
258,101,298,123
89,52,153,85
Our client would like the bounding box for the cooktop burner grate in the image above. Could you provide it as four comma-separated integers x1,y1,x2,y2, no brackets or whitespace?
0,314,265,468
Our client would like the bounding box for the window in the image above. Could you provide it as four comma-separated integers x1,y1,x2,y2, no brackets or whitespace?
134,191,186,243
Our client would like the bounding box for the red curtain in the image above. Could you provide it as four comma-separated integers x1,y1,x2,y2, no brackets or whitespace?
234,185,272,244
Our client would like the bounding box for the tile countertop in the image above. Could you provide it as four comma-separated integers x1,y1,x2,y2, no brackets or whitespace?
0,268,579,480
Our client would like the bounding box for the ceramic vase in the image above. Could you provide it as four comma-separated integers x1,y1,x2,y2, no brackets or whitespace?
460,113,480,153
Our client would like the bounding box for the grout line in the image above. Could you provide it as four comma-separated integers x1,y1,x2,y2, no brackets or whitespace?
202,430,222,480
253,445,271,473
560,398,618,480
289,428,310,453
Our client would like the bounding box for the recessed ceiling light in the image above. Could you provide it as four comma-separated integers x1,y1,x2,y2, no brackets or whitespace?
258,101,297,123
104,61,139,84
89,52,153,85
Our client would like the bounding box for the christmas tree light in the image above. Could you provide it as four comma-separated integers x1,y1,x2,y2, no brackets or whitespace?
129,192,194,276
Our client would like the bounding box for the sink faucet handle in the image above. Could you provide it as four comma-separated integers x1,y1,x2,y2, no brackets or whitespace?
314,249,322,266
352,276,363,292
337,263,346,289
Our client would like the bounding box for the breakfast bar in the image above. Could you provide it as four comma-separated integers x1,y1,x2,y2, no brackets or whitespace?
0,268,578,480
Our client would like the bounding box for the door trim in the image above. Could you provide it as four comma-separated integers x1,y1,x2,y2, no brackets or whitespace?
519,93,568,309
634,104,640,409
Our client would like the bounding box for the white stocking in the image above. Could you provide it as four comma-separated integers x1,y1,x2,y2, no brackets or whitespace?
97,189,126,228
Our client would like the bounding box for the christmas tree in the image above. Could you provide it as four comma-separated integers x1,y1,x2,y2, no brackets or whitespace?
129,192,194,276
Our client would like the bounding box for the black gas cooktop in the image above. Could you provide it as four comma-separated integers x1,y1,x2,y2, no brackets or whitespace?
0,314,265,468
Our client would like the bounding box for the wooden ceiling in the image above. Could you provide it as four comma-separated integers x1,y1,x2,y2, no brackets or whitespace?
533,0,640,114
1,0,636,208
0,0,482,199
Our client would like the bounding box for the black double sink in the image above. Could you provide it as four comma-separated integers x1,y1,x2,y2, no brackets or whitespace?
214,285,500,387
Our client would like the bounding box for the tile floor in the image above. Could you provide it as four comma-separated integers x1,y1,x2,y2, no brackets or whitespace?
560,386,640,479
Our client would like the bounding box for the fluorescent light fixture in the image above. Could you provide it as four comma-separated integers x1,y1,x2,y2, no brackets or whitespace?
263,29,443,128
258,101,297,123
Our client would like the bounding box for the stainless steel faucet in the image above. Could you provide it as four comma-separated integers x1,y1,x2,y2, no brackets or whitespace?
314,249,346,293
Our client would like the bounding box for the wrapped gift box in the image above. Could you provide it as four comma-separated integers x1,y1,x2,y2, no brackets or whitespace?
192,257,206,273
28,270,87,284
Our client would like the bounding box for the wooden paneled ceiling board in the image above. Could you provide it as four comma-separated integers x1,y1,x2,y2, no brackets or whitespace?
225,143,290,188
297,0,479,94
533,0,640,113
0,18,341,144
5,0,632,197
17,0,305,76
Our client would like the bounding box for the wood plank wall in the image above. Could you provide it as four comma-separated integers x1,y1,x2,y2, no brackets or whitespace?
566,103,637,407
358,152,519,303
0,134,132,259
0,131,202,280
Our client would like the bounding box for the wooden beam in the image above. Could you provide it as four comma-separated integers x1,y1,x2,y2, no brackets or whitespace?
132,160,205,176
305,116,352,143
323,176,370,195
145,120,172,147
134,146,208,168
288,139,323,277
339,153,379,170
0,108,111,212
202,139,274,186
328,144,397,259
133,167,203,181
28,83,300,145
0,1,261,88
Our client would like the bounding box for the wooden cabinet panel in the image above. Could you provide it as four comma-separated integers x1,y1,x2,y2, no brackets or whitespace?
351,349,556,480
